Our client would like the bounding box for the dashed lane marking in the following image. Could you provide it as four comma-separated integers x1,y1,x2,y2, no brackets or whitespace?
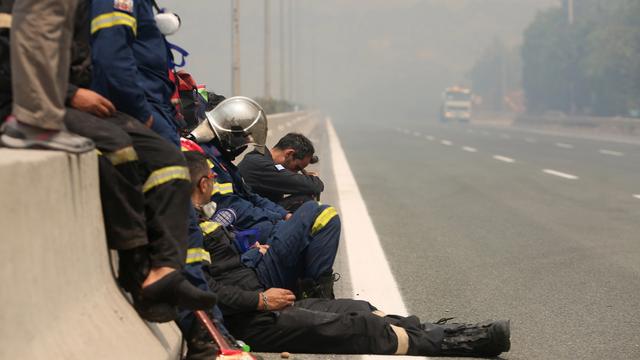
599,149,624,157
462,146,478,153
327,118,408,316
426,135,435,141
542,169,579,180
493,155,515,163
634,194,640,200
441,140,453,146
556,143,574,149
413,131,421,137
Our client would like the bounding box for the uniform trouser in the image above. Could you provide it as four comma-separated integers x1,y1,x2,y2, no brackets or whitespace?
253,201,340,290
64,109,190,269
226,298,444,356
11,0,77,130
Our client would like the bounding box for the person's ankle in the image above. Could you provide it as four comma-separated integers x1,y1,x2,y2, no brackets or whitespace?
142,266,176,289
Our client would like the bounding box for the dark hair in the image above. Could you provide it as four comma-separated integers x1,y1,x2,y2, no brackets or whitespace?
274,133,315,160
183,151,210,190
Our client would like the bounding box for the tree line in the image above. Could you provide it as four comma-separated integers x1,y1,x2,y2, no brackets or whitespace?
471,0,640,118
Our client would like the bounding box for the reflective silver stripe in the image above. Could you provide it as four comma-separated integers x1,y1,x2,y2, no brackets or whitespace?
142,166,190,193
104,146,138,166
0,13,11,28
186,248,211,264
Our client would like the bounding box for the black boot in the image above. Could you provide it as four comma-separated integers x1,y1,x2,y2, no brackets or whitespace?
297,272,340,299
432,319,511,357
185,317,220,360
117,247,178,323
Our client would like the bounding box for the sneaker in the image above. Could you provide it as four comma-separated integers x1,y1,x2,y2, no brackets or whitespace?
437,319,511,357
0,116,94,153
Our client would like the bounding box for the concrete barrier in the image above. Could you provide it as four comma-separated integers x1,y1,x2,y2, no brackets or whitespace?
0,149,181,360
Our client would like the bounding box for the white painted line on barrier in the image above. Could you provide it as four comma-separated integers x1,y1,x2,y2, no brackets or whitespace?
426,135,435,141
599,149,624,157
556,143,574,149
525,138,537,143
542,169,579,180
441,140,453,146
462,146,478,153
493,155,515,163
327,119,408,316
634,194,640,200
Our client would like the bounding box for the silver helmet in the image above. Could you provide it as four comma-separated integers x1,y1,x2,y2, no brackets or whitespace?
188,96,268,155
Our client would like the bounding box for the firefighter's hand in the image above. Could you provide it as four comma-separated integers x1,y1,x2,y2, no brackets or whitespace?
251,242,270,255
284,213,293,221
259,288,295,311
71,88,116,118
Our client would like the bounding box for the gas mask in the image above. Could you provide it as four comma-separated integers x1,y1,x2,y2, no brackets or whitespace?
155,11,181,36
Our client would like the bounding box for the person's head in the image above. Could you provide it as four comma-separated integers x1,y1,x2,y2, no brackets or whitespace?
186,96,268,159
184,150,215,207
271,133,318,172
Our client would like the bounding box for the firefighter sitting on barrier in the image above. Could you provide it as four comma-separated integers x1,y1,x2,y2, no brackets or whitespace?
184,148,512,358
0,0,217,322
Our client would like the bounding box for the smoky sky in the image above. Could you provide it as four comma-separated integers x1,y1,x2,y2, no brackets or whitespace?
165,0,557,120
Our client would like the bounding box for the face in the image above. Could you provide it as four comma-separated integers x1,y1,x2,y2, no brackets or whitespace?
283,153,313,173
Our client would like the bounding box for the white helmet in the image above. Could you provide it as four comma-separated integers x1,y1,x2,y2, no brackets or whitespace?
188,96,268,156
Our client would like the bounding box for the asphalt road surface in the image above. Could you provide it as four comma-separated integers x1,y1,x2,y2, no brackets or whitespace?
329,117,640,360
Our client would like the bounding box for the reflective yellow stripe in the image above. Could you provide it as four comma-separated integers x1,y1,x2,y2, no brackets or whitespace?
91,12,137,35
142,166,190,193
186,248,211,264
95,149,103,156
104,146,138,166
212,182,233,196
199,221,221,236
207,159,215,169
311,206,338,235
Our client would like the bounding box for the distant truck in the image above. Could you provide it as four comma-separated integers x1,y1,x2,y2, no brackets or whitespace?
440,86,472,122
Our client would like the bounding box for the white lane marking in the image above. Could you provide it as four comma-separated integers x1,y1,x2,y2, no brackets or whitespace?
425,135,435,141
441,140,453,146
493,155,515,163
599,149,624,157
556,142,574,149
413,131,421,137
542,169,579,180
327,119,408,316
634,194,640,200
500,133,511,139
462,146,477,153
525,137,537,143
